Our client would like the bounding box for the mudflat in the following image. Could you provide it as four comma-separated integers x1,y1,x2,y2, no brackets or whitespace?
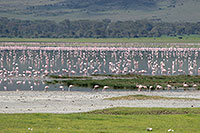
0,91,200,113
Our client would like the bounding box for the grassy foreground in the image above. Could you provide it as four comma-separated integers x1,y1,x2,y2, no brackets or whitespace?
0,107,200,133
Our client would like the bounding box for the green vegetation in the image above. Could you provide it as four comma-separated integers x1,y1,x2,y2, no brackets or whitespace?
0,35,200,44
89,107,200,115
49,75,92,80
1,107,200,132
6,35,200,43
47,75,200,90
0,0,200,22
105,94,200,101
1,17,200,39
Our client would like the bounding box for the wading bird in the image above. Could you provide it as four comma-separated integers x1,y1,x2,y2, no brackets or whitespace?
102,86,109,91
93,85,100,91
68,85,74,91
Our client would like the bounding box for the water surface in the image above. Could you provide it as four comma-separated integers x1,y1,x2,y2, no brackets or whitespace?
0,46,200,91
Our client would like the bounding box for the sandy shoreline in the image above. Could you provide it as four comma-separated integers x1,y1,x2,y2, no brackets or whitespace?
0,91,200,114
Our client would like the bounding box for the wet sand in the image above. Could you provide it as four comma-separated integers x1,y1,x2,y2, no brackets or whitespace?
0,91,200,113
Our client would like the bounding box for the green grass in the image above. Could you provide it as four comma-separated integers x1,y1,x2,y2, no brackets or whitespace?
1,107,200,132
105,94,200,101
89,107,200,115
49,75,92,80
47,75,200,90
0,35,200,44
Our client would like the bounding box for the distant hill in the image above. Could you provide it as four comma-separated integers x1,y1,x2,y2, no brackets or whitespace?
0,0,200,22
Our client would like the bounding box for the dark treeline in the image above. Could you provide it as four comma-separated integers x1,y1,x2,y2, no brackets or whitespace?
0,17,200,38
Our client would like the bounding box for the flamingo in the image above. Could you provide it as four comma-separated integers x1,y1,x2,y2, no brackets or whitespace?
183,83,189,87
44,86,49,91
102,86,109,91
16,80,22,91
68,85,74,91
30,86,33,91
3,86,7,91
149,86,153,92
137,84,143,92
59,85,64,91
93,85,100,91
156,85,162,90
183,83,189,91
193,84,197,87
167,84,172,91
16,81,22,85
1,46,200,92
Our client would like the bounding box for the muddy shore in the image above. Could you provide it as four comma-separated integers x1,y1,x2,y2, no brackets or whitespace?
0,91,200,113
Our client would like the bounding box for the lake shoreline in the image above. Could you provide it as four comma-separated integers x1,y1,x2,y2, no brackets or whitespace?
0,91,200,114
0,41,200,48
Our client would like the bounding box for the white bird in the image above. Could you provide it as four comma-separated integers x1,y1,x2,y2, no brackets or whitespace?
30,86,33,91
59,86,64,91
93,85,100,91
167,84,172,91
168,129,174,132
4,86,7,91
102,86,109,91
16,81,22,85
68,85,74,91
156,85,162,90
137,84,143,92
183,83,189,87
146,127,153,131
193,84,197,87
183,83,189,91
44,86,49,91
149,86,153,92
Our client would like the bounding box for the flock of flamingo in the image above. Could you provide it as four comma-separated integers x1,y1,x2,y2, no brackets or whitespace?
0,46,200,91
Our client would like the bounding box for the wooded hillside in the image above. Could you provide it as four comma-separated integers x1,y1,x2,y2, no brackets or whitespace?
1,17,200,38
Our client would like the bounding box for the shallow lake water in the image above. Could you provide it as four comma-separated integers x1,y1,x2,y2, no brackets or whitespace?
0,46,200,91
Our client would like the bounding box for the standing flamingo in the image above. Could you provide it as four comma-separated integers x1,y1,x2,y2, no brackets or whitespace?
102,86,109,91
44,86,49,92
59,85,64,91
68,85,74,91
93,85,100,91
